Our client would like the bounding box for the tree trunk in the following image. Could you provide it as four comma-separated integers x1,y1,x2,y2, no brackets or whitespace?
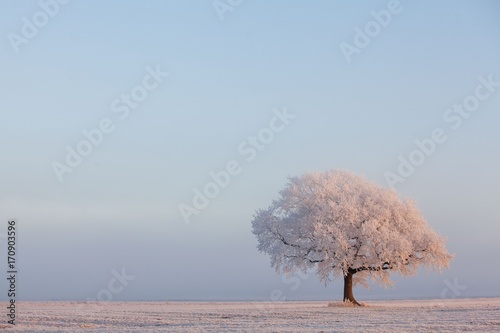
343,271,361,306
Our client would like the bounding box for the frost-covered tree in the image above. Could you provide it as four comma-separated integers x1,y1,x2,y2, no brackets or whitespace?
251,170,453,305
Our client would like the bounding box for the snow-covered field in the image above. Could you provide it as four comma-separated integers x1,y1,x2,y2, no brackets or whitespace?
1,298,499,332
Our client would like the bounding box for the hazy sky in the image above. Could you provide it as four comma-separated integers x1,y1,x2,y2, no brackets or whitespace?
1,0,499,301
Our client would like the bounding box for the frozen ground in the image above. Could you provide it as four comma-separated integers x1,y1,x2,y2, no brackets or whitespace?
0,298,499,332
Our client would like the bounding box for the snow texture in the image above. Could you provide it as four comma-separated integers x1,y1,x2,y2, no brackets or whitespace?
1,298,499,332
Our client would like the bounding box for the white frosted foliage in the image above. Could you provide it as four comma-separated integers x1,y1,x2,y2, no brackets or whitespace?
252,170,453,289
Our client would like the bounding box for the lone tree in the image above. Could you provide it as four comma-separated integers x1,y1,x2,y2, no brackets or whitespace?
251,170,453,305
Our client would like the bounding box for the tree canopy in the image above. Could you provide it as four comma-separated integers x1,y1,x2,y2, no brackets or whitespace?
251,170,453,304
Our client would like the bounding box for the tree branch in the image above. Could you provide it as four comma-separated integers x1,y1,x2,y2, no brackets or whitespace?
273,229,324,263
351,262,393,273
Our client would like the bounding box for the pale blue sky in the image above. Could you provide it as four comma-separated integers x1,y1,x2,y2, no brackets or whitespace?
1,0,499,301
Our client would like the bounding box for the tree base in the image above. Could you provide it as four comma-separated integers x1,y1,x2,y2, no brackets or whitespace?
342,298,362,306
